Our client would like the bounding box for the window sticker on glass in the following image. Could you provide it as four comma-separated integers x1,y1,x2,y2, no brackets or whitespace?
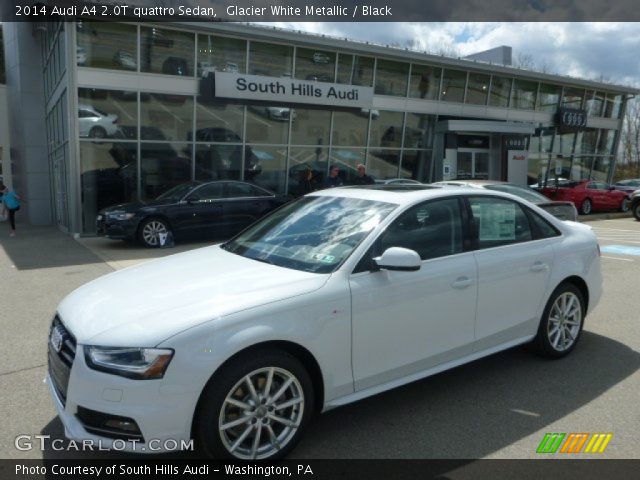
477,203,516,241
312,253,336,264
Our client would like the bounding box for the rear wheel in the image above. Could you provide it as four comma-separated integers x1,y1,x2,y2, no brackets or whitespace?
532,283,585,358
194,349,314,460
138,217,171,248
580,198,592,215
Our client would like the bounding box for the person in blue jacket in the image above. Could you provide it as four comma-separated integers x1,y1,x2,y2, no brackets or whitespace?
0,183,20,237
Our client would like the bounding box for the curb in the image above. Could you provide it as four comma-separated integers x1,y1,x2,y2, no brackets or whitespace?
580,212,634,223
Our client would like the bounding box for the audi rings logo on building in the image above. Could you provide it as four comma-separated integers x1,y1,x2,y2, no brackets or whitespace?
557,107,588,132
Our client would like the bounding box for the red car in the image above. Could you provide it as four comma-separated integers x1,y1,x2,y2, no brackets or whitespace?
538,180,629,215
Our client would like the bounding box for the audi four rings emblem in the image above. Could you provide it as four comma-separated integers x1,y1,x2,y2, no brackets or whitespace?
50,326,64,353
561,111,586,127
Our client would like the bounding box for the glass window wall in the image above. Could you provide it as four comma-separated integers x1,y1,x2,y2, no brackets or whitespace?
489,76,512,107
336,55,374,86
403,113,435,149
367,149,401,180
400,150,432,181
511,79,537,109
78,88,137,139
375,60,409,97
290,108,331,146
140,143,192,200
246,145,287,194
195,144,243,181
288,147,328,195
537,84,561,112
80,141,138,233
296,47,335,82
76,22,137,71
141,27,194,76
141,93,194,142
466,72,490,105
332,111,368,146
245,105,291,144
562,87,584,109
249,41,293,77
369,110,404,148
440,69,467,103
197,34,246,77
409,64,441,100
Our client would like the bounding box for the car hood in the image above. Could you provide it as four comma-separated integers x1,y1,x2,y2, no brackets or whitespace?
100,199,175,213
57,246,330,346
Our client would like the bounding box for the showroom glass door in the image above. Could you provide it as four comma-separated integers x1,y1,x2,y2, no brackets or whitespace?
457,149,490,180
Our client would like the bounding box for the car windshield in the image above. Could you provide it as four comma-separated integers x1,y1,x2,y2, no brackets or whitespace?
222,196,397,274
156,182,200,202
484,184,549,203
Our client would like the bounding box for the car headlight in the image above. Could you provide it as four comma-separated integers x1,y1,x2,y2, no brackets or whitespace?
84,346,174,380
106,211,135,221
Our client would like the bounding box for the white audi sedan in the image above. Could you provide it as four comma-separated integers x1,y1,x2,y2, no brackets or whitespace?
47,185,602,460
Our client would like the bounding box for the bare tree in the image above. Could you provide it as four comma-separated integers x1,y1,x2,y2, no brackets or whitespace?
514,53,536,70
617,96,640,180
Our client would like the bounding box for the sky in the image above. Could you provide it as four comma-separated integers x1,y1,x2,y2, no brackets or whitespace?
264,22,640,87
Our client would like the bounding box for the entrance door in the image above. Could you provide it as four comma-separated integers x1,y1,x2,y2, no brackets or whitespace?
457,150,490,180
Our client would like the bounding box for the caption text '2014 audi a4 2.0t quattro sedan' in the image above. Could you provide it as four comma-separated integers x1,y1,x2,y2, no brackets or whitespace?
47,185,602,460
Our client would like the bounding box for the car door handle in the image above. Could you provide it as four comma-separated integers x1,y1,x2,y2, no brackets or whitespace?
530,262,549,272
451,276,473,289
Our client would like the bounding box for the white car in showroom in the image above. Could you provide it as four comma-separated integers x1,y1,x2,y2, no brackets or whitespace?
47,185,602,460
77,104,119,138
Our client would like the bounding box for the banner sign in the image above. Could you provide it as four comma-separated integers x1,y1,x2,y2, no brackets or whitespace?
214,72,374,108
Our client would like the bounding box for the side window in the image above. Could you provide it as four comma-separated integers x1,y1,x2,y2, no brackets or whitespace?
79,109,97,118
227,182,254,198
249,185,272,197
586,182,596,189
376,198,463,261
527,209,561,239
192,183,224,201
468,196,532,249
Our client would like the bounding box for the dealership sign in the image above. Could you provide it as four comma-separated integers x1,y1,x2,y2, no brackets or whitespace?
214,72,374,108
556,107,587,133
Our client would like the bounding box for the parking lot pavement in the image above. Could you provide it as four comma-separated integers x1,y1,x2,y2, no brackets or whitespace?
0,221,638,459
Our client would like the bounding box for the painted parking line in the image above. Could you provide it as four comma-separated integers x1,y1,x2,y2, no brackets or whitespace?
601,256,634,262
600,245,640,256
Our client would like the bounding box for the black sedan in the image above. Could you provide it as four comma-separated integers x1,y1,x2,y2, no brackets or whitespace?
97,181,291,247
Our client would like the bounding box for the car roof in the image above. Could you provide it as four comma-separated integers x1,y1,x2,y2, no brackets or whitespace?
308,184,527,206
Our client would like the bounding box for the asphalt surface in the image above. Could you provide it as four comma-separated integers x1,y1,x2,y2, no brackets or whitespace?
0,218,638,460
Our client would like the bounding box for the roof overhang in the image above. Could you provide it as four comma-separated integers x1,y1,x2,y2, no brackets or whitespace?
436,120,537,134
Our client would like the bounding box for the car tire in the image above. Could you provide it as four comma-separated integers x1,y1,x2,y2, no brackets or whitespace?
532,282,585,359
580,199,592,215
620,198,630,213
138,217,172,248
633,202,640,221
194,349,314,460
89,127,107,139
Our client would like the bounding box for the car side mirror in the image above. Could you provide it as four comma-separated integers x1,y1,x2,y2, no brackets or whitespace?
186,195,200,204
373,247,421,272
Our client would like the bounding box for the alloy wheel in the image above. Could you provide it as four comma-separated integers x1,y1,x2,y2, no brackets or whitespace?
547,292,582,352
142,220,168,247
218,367,305,460
581,199,592,215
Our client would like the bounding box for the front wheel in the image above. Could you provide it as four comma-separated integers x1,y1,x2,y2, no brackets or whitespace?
532,283,585,358
194,350,314,460
138,217,171,248
580,199,592,215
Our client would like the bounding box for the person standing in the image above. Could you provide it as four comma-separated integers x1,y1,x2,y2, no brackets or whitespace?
323,165,344,189
352,163,375,185
0,183,20,237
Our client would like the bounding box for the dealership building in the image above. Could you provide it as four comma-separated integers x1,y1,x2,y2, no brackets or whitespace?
0,21,637,235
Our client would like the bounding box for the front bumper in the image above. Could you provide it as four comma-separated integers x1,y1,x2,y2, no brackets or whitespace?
46,343,198,454
96,215,138,240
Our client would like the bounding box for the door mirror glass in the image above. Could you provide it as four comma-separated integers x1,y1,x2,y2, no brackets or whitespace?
373,247,421,272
